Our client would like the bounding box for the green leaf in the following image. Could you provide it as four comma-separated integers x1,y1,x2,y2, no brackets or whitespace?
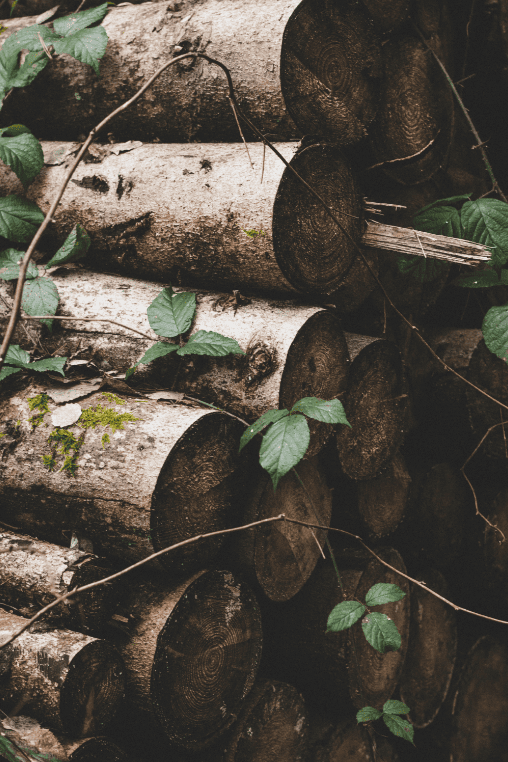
0,125,34,136
413,205,463,238
383,714,414,744
356,706,383,723
45,223,90,267
8,51,49,89
0,248,38,280
326,600,366,632
0,131,44,185
482,304,508,363
416,193,471,214
125,341,178,379
461,199,508,267
383,700,411,715
53,3,109,36
365,583,406,607
22,277,59,330
361,611,402,654
238,408,289,452
1,25,60,57
4,344,30,367
53,27,108,76
147,287,196,338
178,330,245,357
0,196,45,242
259,414,310,490
28,355,66,375
453,268,508,288
0,365,21,382
290,396,350,426
397,254,450,283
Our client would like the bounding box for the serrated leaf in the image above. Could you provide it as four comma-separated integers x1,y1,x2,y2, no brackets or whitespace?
259,413,310,490
413,205,463,238
361,611,401,654
8,51,49,89
125,341,178,379
1,25,60,58
365,583,406,607
0,365,21,382
416,193,471,214
482,304,508,363
22,277,59,330
461,199,508,267
0,248,38,280
178,330,245,357
147,287,196,338
290,396,350,426
4,344,30,367
383,713,414,744
0,196,45,242
453,268,508,288
45,223,90,267
383,700,411,715
53,27,108,76
238,408,289,452
53,3,109,36
356,706,383,723
326,600,366,632
397,253,450,283
0,125,34,136
28,355,66,375
0,132,44,185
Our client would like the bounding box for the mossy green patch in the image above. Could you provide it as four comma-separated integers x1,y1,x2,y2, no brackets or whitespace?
27,393,50,429
43,428,84,476
101,391,124,405
78,403,140,434
101,432,110,449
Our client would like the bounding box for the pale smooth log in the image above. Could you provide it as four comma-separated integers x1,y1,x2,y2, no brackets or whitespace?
356,450,412,537
110,570,262,751
0,610,125,736
336,333,408,480
0,529,117,634
223,679,309,762
399,569,457,729
0,384,246,571
0,0,301,142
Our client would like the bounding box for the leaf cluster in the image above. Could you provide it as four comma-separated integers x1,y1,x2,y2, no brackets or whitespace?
357,700,414,745
0,344,66,382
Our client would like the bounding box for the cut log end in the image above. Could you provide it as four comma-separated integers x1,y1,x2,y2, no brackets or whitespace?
357,451,412,537
325,720,401,761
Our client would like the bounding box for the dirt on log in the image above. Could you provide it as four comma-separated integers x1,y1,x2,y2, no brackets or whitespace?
0,529,118,635
109,570,262,752
0,269,351,453
0,609,125,736
0,0,301,143
0,384,247,572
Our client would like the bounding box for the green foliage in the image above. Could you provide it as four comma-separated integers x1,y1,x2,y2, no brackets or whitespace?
45,224,91,268
453,268,508,288
461,199,508,267
52,27,108,77
362,611,402,653
259,413,310,490
0,345,66,383
357,700,413,745
125,341,178,379
147,287,196,337
178,330,245,357
396,254,449,283
0,728,62,761
326,600,365,632
0,248,38,280
291,396,350,425
0,196,45,241
482,304,508,363
0,126,44,185
22,276,59,330
327,583,406,649
239,409,289,452
52,3,109,35
356,706,382,722
364,583,407,607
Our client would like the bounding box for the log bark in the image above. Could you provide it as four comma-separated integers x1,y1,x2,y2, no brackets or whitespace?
322,719,400,762
356,450,412,538
110,570,262,751
280,0,382,147
223,679,309,762
0,268,351,453
399,569,457,729
0,0,301,143
368,34,454,185
228,457,332,602
0,383,247,572
336,333,408,480
482,487,508,611
0,610,125,736
0,529,118,635
360,0,410,32
466,337,508,460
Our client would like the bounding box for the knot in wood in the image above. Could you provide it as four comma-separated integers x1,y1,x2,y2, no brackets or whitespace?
244,344,276,386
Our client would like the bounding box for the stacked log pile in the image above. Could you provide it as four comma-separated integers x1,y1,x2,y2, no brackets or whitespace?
1,0,508,760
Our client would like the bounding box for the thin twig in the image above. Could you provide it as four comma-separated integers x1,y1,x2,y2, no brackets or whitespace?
19,314,155,341
366,132,439,171
228,95,254,170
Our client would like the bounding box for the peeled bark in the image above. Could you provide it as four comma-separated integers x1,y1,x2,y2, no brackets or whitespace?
399,569,457,729
360,0,410,32
280,0,382,146
230,457,332,602
0,0,300,143
0,383,247,572
0,529,117,635
323,719,400,762
111,570,262,751
0,610,125,736
368,34,454,185
224,679,309,762
356,450,412,538
466,337,508,460
1,268,351,453
336,334,408,480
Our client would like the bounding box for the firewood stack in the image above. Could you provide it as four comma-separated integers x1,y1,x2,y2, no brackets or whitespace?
1,0,508,760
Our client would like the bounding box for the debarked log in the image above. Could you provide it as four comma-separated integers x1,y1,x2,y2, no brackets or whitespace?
0,609,125,736
0,529,118,635
0,268,351,453
336,333,408,480
109,570,262,751
0,0,301,143
0,384,247,572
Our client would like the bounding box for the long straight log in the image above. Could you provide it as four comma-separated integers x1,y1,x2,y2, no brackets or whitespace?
0,383,247,571
0,529,117,634
336,333,408,480
0,269,351,453
0,609,125,736
0,0,301,143
109,570,262,751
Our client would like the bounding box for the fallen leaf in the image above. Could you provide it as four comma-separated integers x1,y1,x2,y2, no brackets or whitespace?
45,379,102,403
145,391,184,401
110,140,143,155
51,402,82,427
